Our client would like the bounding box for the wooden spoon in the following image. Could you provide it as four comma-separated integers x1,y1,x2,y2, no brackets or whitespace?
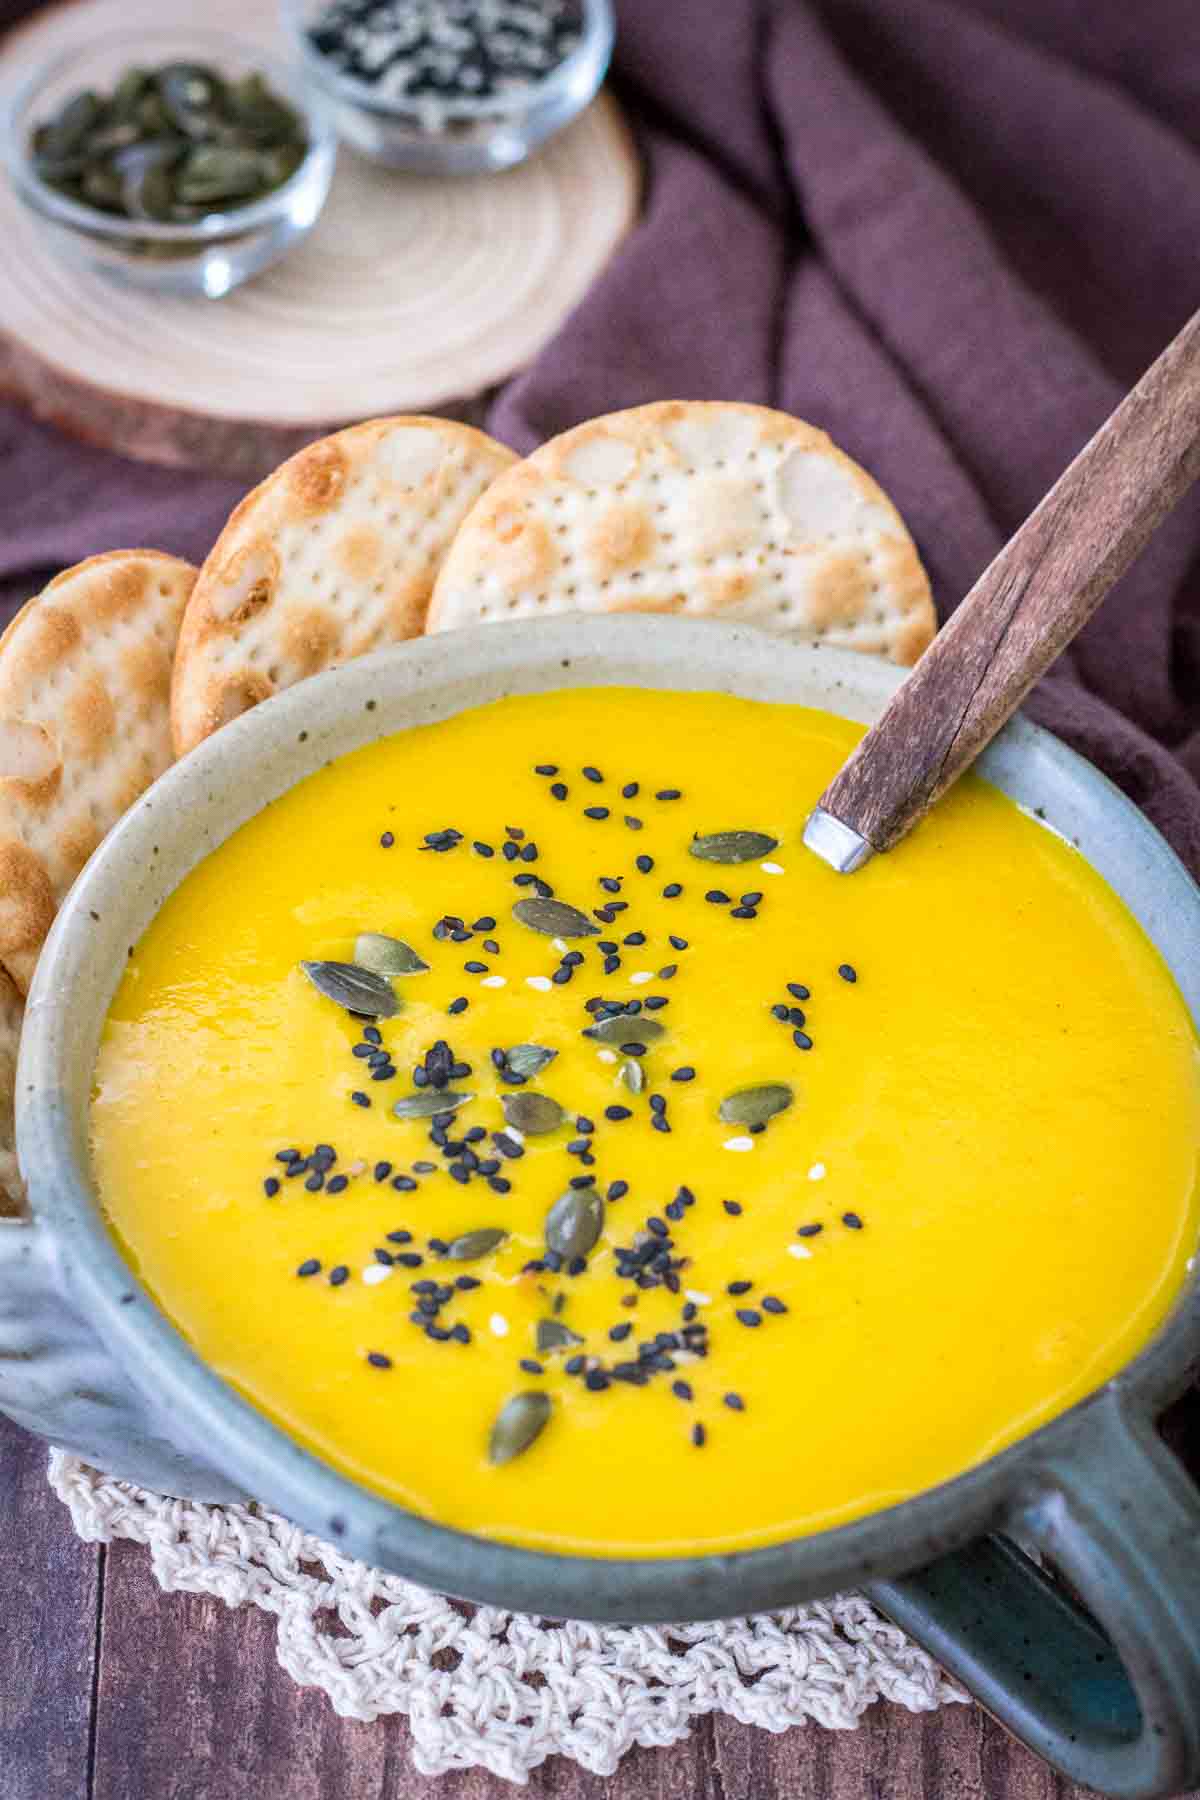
803,309,1200,873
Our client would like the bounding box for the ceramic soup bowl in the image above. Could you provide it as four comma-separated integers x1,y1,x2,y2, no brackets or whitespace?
4,618,1200,1798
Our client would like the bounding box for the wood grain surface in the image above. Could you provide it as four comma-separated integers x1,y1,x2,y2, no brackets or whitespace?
818,307,1200,855
0,0,639,481
8,1402,1200,1800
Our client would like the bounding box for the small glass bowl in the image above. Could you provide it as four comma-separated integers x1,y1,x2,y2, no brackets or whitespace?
0,27,336,298
281,0,614,175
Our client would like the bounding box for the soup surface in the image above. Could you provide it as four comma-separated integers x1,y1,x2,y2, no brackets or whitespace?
92,688,1200,1555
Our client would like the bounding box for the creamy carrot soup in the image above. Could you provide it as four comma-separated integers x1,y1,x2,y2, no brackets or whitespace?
91,689,1200,1555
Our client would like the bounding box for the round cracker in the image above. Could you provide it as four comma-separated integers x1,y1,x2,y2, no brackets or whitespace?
171,416,518,755
0,966,23,1216
426,401,934,663
0,549,196,994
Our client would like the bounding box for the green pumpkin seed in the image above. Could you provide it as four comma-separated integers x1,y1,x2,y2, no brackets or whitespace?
114,140,180,220
43,90,103,159
488,1391,551,1465
504,1043,557,1079
718,1083,794,1126
689,830,779,864
512,898,598,938
545,1187,603,1261
175,145,264,203
135,90,173,135
110,68,151,120
536,1318,583,1353
354,932,429,977
502,1092,564,1136
446,1228,506,1262
158,63,226,137
583,1014,665,1046
392,1089,473,1120
80,164,123,210
301,959,399,1017
618,1057,646,1094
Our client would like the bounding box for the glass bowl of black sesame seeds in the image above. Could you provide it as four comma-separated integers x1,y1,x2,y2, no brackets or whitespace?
283,0,614,174
1,28,336,297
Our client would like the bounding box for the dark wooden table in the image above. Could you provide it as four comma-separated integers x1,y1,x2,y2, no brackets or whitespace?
12,1411,1200,1800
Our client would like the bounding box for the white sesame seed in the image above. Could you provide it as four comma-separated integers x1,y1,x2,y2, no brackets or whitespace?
526,975,552,992
788,1243,813,1260
552,937,568,953
362,1264,392,1286
723,1135,754,1153
481,975,507,988
347,1159,366,1176
489,1313,510,1337
761,861,784,874
629,970,653,985
597,1048,617,1063
506,1126,525,1145
685,1289,711,1305
807,1162,826,1181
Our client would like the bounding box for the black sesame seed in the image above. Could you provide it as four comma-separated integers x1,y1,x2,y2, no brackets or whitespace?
736,1308,761,1327
275,1148,301,1164
651,1115,671,1134
373,1160,393,1182
670,1066,696,1083
605,1105,632,1122
379,831,395,848
672,1379,693,1402
447,997,469,1016
643,996,669,1011
296,1258,321,1277
797,1222,823,1237
583,766,604,783
329,1265,349,1286
520,1359,545,1375
771,1003,790,1021
387,1229,413,1245
569,1174,596,1190
305,1172,325,1192
730,907,757,919
662,883,683,898
705,889,730,905
473,841,495,857
413,1161,437,1173
464,960,488,974
793,1030,813,1050
839,963,858,983
489,1176,512,1194
727,1280,753,1295
534,764,558,776
691,1422,706,1447
723,1200,743,1217
649,1094,667,1114
761,1295,787,1314
620,1042,646,1057
607,1180,629,1201
367,1351,392,1369
583,806,610,821
550,782,568,801
585,1370,610,1391
741,892,764,906
656,789,682,801
370,1066,396,1082
723,1392,745,1412
843,1211,864,1230
624,816,643,831
787,983,810,1001
263,1176,280,1197
327,1174,349,1194
657,965,678,980
502,842,519,862
396,1252,424,1268
609,1322,633,1342
788,1007,806,1026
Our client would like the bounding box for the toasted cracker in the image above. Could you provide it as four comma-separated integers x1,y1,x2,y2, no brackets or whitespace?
171,416,518,755
0,967,23,1216
426,401,934,662
0,550,195,994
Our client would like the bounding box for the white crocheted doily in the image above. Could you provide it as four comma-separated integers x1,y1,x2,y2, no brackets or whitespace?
49,1451,967,1783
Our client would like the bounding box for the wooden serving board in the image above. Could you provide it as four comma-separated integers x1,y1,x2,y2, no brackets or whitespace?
0,0,639,479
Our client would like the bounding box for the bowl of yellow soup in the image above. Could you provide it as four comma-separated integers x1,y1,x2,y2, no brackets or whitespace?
4,616,1199,1797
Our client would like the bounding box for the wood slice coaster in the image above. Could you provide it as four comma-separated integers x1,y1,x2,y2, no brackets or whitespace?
0,0,639,479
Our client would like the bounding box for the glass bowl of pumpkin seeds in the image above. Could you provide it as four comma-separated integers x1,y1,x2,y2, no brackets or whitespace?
282,0,614,174
2,29,336,296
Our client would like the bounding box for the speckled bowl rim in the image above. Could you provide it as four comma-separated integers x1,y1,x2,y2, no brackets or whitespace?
18,616,1200,1620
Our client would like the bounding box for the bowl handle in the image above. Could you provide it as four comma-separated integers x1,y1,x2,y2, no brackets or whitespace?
866,1391,1200,1799
0,1210,246,1502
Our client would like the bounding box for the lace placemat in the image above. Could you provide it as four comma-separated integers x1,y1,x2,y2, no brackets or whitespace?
49,1451,967,1783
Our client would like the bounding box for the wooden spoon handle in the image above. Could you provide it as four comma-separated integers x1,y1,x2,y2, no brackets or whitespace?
811,308,1200,863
